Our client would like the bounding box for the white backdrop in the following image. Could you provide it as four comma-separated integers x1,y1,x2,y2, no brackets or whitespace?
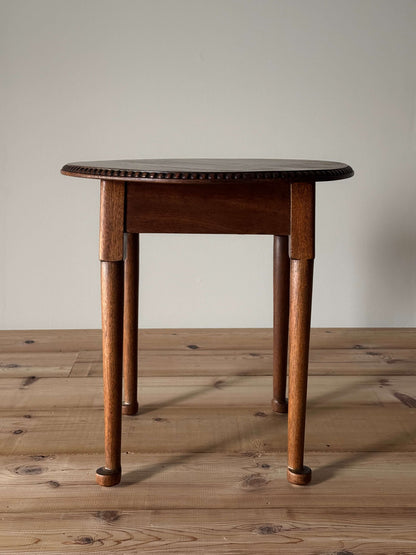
1,0,416,329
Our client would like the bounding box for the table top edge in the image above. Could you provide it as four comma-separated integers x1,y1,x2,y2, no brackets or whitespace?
61,159,354,182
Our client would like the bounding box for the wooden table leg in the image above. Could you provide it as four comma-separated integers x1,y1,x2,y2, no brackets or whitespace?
286,181,315,486
272,235,290,413
96,179,125,486
122,233,139,416
96,261,124,486
287,258,313,485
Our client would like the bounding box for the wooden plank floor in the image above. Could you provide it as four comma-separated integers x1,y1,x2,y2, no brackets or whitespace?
0,328,415,554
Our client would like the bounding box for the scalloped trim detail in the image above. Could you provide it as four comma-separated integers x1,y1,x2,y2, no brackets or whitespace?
62,164,354,181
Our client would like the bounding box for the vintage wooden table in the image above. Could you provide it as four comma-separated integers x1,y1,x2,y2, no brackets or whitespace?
61,158,354,487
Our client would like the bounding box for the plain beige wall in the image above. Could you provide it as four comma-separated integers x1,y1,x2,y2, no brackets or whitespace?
1,0,416,329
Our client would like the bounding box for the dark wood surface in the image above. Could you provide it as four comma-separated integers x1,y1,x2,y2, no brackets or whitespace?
287,258,314,485
290,182,316,260
272,236,290,414
96,261,124,487
62,158,354,182
125,180,290,235
97,181,126,485
122,233,139,416
99,180,125,262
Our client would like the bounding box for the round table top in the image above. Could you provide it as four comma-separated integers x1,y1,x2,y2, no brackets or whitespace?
61,158,354,182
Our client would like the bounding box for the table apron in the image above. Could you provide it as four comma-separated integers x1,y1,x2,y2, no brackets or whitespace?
125,180,291,235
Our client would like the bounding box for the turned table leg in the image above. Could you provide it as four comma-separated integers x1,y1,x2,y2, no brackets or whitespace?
272,235,290,413
122,233,139,416
287,259,313,485
286,181,315,485
96,179,125,487
96,261,124,486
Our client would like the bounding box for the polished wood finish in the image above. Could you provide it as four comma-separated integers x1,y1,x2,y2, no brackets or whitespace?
62,158,354,182
99,180,125,261
286,181,316,483
287,259,314,485
125,180,290,235
96,261,124,486
271,236,290,413
61,158,353,488
122,233,139,416
290,182,316,260
1,328,415,553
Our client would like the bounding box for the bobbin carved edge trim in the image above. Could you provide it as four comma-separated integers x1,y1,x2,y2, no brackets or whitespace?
62,164,354,182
